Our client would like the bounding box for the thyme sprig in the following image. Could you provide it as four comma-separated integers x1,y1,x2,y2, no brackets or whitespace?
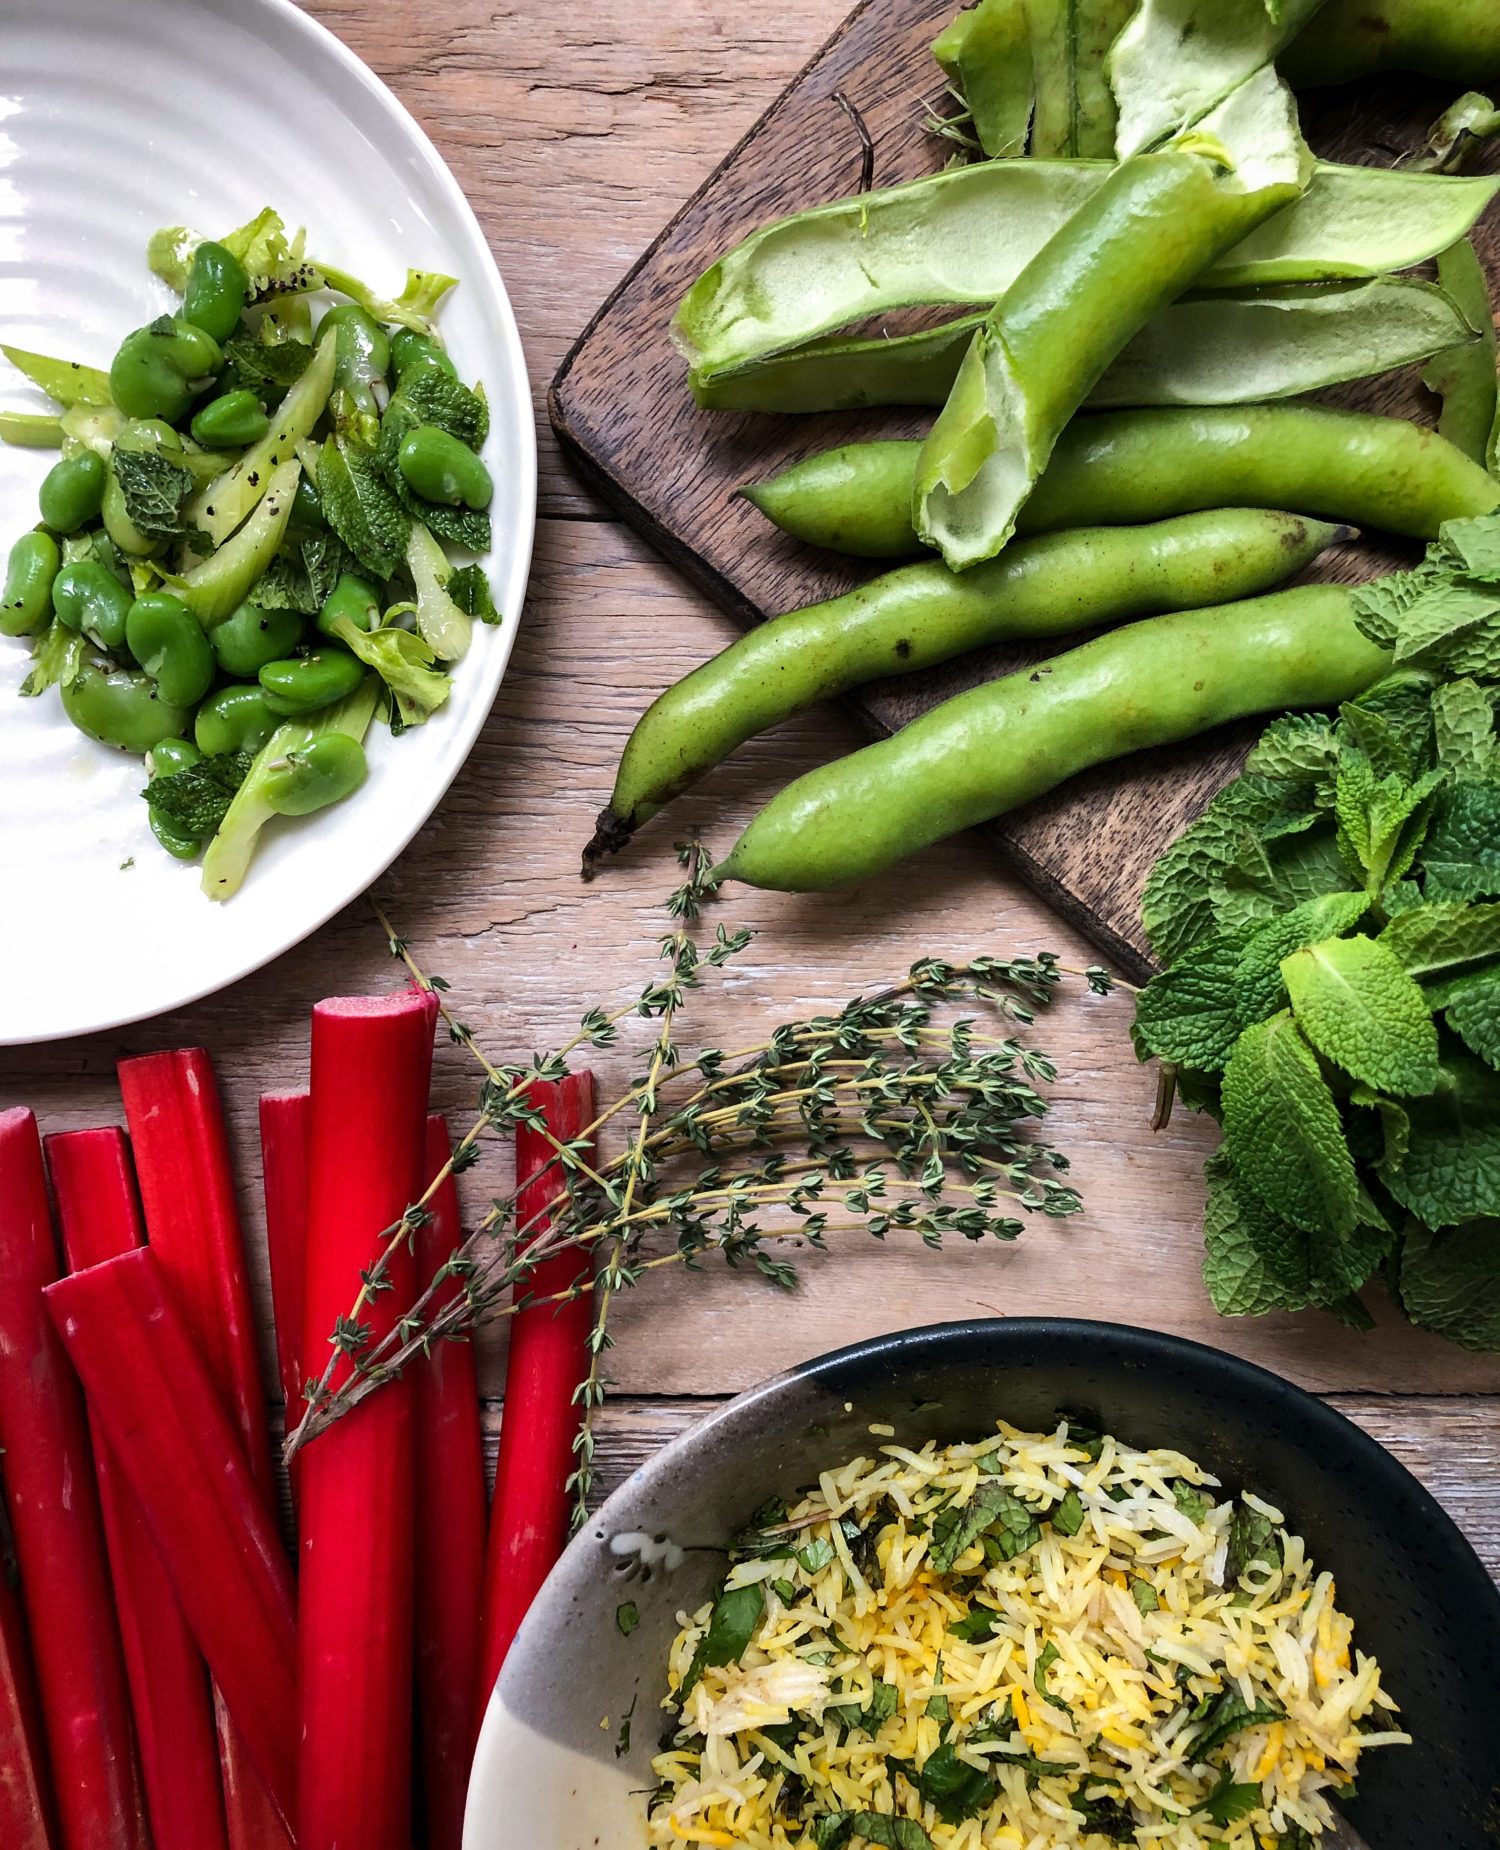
285,846,1117,1518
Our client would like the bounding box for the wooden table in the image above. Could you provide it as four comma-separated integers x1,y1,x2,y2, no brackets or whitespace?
1,0,1496,1576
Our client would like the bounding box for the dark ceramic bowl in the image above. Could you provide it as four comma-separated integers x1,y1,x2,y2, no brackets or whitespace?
466,1319,1500,1850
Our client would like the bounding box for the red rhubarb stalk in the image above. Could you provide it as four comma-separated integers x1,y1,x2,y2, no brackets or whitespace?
0,1109,149,1850
45,1129,228,1850
473,1073,598,1735
298,991,436,1850
43,1247,298,1833
117,1049,292,1850
0,1532,57,1850
414,1115,487,1850
258,1091,311,1426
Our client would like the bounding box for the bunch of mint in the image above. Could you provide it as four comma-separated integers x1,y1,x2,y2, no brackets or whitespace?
1134,513,1500,1353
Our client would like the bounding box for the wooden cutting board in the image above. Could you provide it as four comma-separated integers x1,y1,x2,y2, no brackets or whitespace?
549,0,1499,978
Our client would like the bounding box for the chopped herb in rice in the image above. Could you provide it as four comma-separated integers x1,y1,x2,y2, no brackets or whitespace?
648,1422,1406,1848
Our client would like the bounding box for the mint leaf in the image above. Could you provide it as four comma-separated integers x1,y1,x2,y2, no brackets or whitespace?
1192,1686,1282,1757
680,1582,763,1698
1399,1218,1500,1351
1142,776,1322,963
1281,934,1438,1095
1433,965,1500,1068
1225,1505,1283,1591
1050,1489,1085,1537
1202,1152,1388,1316
1339,700,1415,783
1231,891,1371,1029
1438,513,1500,579
221,332,313,392
318,433,410,579
813,1812,933,1850
949,1607,1001,1644
929,1482,1038,1573
1222,1013,1359,1238
141,750,253,840
390,363,488,449
1349,1083,1411,1173
1422,783,1500,902
1133,925,1255,1072
1334,753,1443,893
1381,900,1500,982
448,563,499,623
1245,712,1338,784
111,447,194,542
1384,1050,1500,1228
1431,679,1498,779
1348,670,1438,770
895,1742,992,1824
1198,1768,1264,1826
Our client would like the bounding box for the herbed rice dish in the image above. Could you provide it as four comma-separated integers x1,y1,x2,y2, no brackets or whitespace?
647,1420,1407,1849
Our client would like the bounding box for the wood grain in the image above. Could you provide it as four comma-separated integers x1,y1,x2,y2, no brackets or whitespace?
0,0,1493,1578
550,0,1500,973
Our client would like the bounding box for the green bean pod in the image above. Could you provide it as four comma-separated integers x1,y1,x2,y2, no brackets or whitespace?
697,276,1478,418
715,586,1390,893
743,406,1500,559
584,508,1343,867
1280,0,1500,86
1421,241,1498,465
2,531,61,637
915,72,1307,567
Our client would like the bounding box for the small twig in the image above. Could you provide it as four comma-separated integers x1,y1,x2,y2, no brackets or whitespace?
831,89,875,193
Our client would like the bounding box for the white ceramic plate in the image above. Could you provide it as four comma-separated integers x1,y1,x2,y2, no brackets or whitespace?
0,0,534,1044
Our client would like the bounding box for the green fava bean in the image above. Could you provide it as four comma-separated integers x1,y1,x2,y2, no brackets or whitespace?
195,684,279,756
61,659,192,754
262,732,368,816
125,592,215,707
2,531,60,637
109,317,222,422
322,304,391,406
38,451,106,533
397,425,492,509
191,390,270,450
390,328,455,379
316,571,380,637
258,647,366,715
146,735,202,780
182,241,251,342
51,560,133,653
211,602,305,678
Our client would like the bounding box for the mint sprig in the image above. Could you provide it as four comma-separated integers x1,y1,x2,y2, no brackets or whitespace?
1138,509,1500,1353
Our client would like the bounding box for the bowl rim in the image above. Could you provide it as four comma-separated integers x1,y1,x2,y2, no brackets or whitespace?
496,1312,1499,1687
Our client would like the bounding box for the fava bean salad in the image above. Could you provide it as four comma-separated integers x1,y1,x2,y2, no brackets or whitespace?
0,208,501,898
